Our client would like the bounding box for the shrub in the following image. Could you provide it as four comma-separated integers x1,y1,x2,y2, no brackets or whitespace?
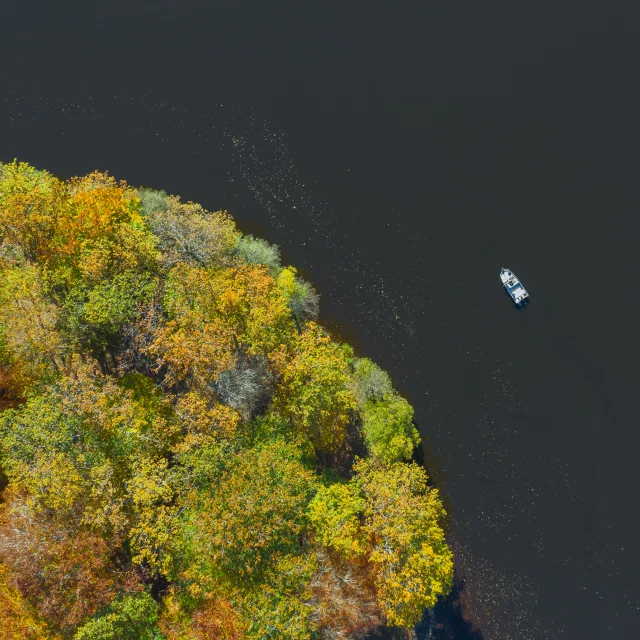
234,234,281,275
137,187,170,218
139,193,239,268
351,358,392,408
289,278,320,325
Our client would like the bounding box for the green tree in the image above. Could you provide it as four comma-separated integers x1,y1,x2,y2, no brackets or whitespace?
361,393,420,463
179,441,316,587
137,188,170,219
62,273,156,351
74,592,162,640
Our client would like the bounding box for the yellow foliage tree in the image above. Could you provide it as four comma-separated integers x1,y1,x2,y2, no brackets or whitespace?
150,263,294,391
49,171,158,287
273,323,355,452
353,458,454,627
128,457,178,577
307,482,368,557
0,563,58,640
0,263,66,383
0,160,64,263
174,390,241,452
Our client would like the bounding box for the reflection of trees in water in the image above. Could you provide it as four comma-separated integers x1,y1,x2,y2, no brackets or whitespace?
366,580,483,640
416,580,484,640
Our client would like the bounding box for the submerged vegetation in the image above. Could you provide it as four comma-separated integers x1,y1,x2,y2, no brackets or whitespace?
0,160,453,639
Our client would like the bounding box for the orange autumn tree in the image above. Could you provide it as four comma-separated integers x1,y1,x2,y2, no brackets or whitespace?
48,171,158,288
0,161,453,639
149,262,295,392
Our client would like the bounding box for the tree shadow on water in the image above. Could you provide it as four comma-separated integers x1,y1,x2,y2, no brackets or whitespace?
416,580,484,640
367,580,483,640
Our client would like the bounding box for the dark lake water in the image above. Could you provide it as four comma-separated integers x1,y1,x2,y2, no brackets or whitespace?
2,1,640,637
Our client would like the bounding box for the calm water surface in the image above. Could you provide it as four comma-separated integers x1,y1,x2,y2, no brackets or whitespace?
2,1,639,637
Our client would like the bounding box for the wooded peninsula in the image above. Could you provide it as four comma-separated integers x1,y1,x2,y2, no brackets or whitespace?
0,161,453,639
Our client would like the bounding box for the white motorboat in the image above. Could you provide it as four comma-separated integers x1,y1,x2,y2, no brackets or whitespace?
500,268,529,306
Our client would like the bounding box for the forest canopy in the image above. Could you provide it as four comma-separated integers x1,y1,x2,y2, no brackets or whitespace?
0,160,453,639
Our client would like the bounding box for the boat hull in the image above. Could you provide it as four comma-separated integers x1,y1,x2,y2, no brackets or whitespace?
500,268,529,306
